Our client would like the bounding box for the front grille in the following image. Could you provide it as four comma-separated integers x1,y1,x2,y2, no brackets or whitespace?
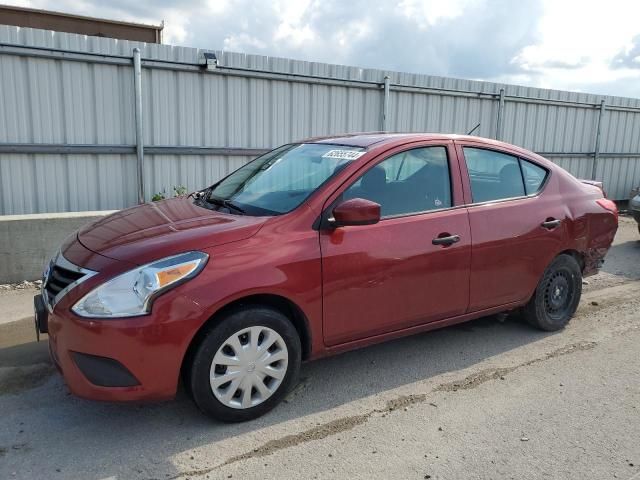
45,265,85,298
42,253,96,308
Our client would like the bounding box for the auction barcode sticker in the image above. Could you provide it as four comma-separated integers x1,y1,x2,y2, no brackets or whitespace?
322,150,366,160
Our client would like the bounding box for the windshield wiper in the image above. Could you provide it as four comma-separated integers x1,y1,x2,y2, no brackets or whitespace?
222,200,246,214
206,195,246,214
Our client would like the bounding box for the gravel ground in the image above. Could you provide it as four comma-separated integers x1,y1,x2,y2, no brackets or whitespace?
0,216,638,480
583,216,640,292
0,280,42,291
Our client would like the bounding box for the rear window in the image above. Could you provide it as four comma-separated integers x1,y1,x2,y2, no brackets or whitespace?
463,148,548,203
521,159,548,194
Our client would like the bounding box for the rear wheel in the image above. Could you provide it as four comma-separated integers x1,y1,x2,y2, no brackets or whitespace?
522,254,582,331
189,306,301,422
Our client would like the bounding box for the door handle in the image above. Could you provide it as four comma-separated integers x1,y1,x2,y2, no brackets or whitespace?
541,219,562,229
432,234,460,246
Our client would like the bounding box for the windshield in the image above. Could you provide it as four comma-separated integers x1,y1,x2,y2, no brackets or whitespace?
199,143,365,215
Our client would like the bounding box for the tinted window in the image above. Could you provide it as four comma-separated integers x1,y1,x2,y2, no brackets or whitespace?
521,159,548,194
343,146,451,217
463,148,525,202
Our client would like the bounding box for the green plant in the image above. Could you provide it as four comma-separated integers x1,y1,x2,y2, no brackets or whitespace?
173,185,188,197
152,185,187,202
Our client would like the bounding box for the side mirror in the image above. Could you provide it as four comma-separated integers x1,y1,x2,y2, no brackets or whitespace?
330,198,381,228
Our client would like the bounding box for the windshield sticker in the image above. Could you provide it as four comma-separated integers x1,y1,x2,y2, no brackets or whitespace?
322,149,366,160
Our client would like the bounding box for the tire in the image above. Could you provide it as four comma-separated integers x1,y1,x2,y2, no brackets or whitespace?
522,254,582,331
189,305,301,422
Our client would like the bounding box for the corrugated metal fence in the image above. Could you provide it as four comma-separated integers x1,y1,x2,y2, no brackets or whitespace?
1,25,640,215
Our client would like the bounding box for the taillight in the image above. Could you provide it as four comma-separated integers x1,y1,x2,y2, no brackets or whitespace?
596,198,618,222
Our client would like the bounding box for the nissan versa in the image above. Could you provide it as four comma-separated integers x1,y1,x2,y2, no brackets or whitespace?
35,134,618,422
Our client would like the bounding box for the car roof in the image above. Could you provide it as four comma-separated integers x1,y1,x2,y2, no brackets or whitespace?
303,132,509,149
302,132,551,165
303,132,440,147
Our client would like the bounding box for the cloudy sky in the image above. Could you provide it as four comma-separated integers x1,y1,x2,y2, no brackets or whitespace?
7,0,640,98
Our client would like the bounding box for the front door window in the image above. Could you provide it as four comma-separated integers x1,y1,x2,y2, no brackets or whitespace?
343,146,452,217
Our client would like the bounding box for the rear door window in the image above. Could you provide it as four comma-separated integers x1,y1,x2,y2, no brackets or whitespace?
463,148,525,203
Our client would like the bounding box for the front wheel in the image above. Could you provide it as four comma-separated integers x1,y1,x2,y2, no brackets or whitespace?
189,306,301,422
522,254,582,331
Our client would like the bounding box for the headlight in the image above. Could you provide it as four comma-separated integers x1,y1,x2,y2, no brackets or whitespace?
72,251,208,318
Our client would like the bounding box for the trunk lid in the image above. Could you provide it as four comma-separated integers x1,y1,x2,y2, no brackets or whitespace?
579,179,606,197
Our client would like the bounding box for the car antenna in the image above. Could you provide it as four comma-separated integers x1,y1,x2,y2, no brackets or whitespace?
466,123,481,135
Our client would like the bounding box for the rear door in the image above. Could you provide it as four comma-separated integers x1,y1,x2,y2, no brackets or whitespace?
455,140,567,311
320,141,471,346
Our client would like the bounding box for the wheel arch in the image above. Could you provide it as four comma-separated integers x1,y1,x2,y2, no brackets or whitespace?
558,249,585,273
523,249,584,304
181,293,312,380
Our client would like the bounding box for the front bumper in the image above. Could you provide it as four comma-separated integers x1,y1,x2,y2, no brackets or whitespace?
46,291,207,403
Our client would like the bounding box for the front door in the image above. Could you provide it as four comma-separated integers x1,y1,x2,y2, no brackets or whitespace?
320,143,471,346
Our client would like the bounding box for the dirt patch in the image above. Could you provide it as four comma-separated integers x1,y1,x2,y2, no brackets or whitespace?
167,414,371,479
0,280,41,291
0,363,56,396
385,393,428,412
577,281,640,315
436,366,517,392
436,341,597,392
223,414,370,466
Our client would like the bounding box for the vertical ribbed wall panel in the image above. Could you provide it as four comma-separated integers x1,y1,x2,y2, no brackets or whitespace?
1,25,639,214
547,157,594,182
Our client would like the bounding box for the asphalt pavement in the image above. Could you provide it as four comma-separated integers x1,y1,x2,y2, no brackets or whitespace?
0,216,639,480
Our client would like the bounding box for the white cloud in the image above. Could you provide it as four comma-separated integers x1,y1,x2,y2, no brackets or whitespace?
4,0,640,97
507,0,640,94
223,32,267,51
274,23,315,46
398,0,479,28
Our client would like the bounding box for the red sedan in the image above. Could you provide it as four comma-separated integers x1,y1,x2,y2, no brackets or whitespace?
35,134,618,421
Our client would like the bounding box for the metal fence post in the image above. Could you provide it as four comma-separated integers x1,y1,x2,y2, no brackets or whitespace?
382,75,390,131
592,99,606,180
133,48,145,203
495,88,505,140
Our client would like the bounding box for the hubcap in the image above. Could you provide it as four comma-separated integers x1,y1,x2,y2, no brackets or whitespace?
210,326,288,409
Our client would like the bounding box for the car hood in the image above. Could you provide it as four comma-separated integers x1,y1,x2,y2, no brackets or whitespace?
77,197,270,264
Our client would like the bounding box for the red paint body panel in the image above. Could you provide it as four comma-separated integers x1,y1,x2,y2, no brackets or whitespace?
46,134,617,403
48,293,205,402
465,196,565,310
321,208,471,345
77,199,269,265
454,140,568,310
332,198,381,225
